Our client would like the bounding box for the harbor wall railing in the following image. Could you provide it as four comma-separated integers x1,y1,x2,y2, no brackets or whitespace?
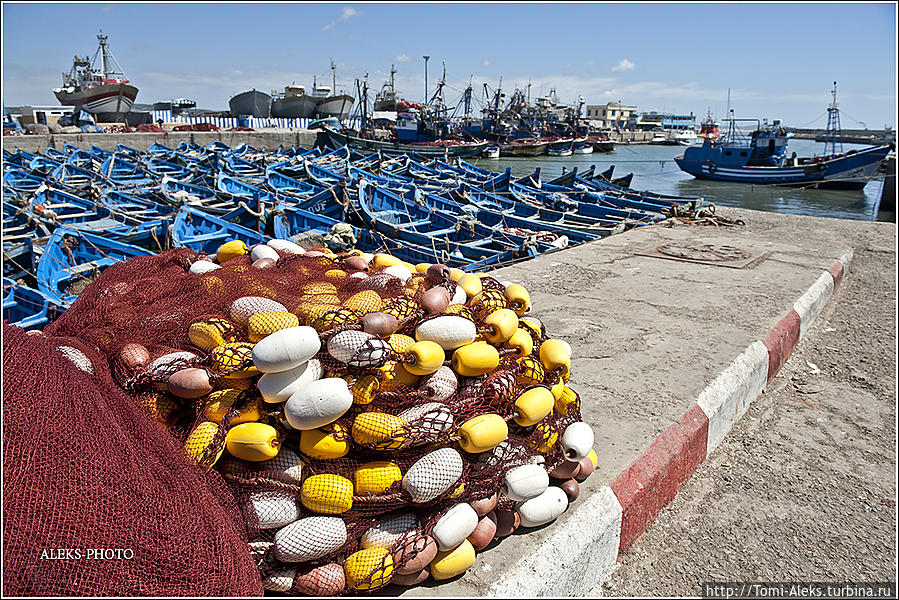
150,110,362,131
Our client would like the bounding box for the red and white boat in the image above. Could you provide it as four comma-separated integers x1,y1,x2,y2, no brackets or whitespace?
53,32,138,120
698,111,721,142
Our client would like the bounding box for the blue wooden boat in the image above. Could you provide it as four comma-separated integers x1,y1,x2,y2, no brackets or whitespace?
675,85,892,189
356,180,541,262
265,169,323,199
49,162,114,191
36,226,154,307
2,277,63,331
100,154,157,187
44,147,69,162
160,178,242,216
172,205,269,254
508,180,662,228
146,142,177,159
3,169,47,196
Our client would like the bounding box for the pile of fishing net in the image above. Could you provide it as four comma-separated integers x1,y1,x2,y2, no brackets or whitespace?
7,238,596,595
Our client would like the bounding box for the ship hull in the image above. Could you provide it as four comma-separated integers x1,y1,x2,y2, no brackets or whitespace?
271,95,317,118
314,95,355,119
229,90,272,118
674,143,894,189
322,126,489,158
53,84,138,118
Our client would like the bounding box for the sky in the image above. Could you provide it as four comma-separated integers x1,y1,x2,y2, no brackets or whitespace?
2,2,897,128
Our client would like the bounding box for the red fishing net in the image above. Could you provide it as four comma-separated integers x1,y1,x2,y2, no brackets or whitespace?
5,242,590,595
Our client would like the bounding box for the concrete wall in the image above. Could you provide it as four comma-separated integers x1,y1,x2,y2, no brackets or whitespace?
2,128,323,154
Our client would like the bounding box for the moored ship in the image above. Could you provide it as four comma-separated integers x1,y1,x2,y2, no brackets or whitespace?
271,84,317,118
52,32,138,121
229,89,272,118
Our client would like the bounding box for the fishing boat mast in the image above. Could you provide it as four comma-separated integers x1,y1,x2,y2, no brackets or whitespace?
823,81,843,157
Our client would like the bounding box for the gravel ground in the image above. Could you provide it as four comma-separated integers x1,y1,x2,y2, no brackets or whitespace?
599,239,897,596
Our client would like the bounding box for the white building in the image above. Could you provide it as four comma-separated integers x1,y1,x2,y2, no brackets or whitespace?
584,101,636,130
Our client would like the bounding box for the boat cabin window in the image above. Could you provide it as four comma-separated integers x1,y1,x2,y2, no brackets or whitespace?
725,150,732,156
768,139,775,154
740,151,748,157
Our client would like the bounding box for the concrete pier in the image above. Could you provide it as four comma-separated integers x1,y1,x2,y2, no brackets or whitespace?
2,128,323,154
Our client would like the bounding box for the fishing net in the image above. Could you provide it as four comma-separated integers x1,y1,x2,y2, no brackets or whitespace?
1,323,262,596
5,240,593,595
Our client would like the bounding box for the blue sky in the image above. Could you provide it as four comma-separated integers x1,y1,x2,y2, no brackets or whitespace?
3,2,896,128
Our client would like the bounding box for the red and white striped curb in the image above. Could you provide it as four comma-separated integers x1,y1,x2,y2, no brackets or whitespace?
489,251,853,596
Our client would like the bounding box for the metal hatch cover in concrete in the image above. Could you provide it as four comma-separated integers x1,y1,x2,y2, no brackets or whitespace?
390,206,888,597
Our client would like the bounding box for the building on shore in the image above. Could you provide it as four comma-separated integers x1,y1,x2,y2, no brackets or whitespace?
629,111,696,131
584,101,636,131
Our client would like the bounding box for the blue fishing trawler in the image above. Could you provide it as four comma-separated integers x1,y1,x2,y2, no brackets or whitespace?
674,83,893,189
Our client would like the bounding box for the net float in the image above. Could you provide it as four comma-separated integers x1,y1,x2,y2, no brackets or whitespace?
360,312,399,336
420,286,450,314
250,244,280,262
301,473,354,514
502,463,549,502
284,378,353,430
397,402,455,439
204,389,259,425
188,317,237,351
586,448,598,469
393,535,438,575
493,509,520,537
225,422,280,461
416,366,458,401
549,459,581,480
574,455,595,482
513,386,555,426
449,285,467,305
516,355,546,387
247,540,271,568
467,513,497,551
554,385,580,416
354,461,403,495
183,421,225,466
360,512,418,549
266,239,304,254
251,325,321,373
429,539,475,581
166,367,212,399
344,255,370,272
211,342,259,377
230,296,288,326
252,256,275,269
451,342,500,377
261,567,296,592
402,447,464,503
383,264,413,282
274,517,348,563
119,342,150,369
431,503,479,551
560,479,580,502
327,330,390,367
256,359,323,404
469,492,498,517
244,490,300,529
379,360,420,391
344,547,394,590
219,446,303,484
517,486,569,527
560,421,594,462
189,259,220,274
482,309,519,344
372,253,404,268
299,424,349,459
247,311,300,342
351,412,406,450
216,240,248,263
401,341,445,376
539,338,571,373
531,421,559,453
504,328,534,357
426,263,451,284
147,351,198,378
456,273,483,298
503,283,531,316
457,414,508,453
414,315,477,350
344,290,383,313
360,272,400,294
391,569,430,586
293,563,346,596
448,268,465,282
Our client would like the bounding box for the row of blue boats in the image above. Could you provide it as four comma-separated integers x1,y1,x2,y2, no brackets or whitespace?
3,138,704,331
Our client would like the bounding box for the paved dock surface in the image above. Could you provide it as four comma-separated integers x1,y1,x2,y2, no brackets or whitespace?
600,230,896,595
386,206,895,596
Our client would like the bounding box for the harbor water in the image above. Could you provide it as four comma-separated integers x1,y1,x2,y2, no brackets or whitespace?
471,139,893,222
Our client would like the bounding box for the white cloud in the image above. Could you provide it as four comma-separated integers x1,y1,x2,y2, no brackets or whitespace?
394,54,412,63
323,6,359,31
611,58,635,72
482,59,490,67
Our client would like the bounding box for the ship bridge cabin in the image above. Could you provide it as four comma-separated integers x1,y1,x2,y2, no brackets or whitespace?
680,118,792,168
